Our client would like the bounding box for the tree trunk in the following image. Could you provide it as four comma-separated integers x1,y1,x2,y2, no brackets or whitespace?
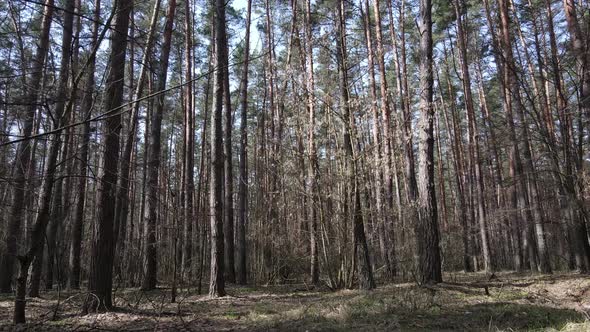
338,0,375,290
114,0,160,283
13,0,75,320
209,0,227,297
222,0,236,283
142,0,177,291
236,0,252,286
372,0,396,279
182,0,195,282
360,0,384,280
83,0,132,312
496,0,528,272
437,64,472,272
545,0,581,271
452,0,492,273
563,0,590,271
415,0,442,284
0,0,55,293
304,0,319,286
563,0,590,112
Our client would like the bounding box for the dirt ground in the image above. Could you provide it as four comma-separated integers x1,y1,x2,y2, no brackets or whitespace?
0,272,589,331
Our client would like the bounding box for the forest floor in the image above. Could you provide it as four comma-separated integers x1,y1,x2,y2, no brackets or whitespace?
0,272,589,331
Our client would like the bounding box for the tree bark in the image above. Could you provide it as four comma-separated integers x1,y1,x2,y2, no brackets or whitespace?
83,0,132,312
236,0,252,286
372,0,396,279
142,0,177,291
360,0,383,280
415,0,442,284
114,0,160,282
222,0,236,283
210,0,227,297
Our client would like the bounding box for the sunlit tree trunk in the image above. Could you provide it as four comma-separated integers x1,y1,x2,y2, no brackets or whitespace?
236,0,252,286
415,0,442,284
372,0,396,278
209,0,227,297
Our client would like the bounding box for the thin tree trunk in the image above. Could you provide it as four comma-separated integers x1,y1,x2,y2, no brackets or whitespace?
338,0,375,290
304,0,319,286
372,0,395,278
222,0,236,283
545,0,580,271
496,0,527,272
437,64,471,272
398,0,418,210
452,0,492,273
209,0,227,297
361,0,383,279
142,0,177,291
182,0,195,281
236,0,252,285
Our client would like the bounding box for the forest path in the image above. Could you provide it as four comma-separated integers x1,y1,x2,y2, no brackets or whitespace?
0,272,589,331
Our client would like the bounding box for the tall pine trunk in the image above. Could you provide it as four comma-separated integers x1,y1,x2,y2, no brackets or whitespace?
372,0,396,278
83,0,132,312
236,0,252,285
69,0,102,290
222,0,236,283
415,0,442,284
339,0,375,290
210,0,228,297
304,0,320,286
114,0,160,283
142,0,177,291
182,0,195,281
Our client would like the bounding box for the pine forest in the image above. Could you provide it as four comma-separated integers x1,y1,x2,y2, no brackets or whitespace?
0,0,590,330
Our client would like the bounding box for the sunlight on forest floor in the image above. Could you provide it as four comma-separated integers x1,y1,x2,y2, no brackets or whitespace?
0,272,589,331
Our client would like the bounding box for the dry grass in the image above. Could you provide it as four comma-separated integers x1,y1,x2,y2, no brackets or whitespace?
0,272,588,331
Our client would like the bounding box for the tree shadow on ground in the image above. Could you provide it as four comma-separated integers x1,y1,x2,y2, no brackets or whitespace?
1,275,588,331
